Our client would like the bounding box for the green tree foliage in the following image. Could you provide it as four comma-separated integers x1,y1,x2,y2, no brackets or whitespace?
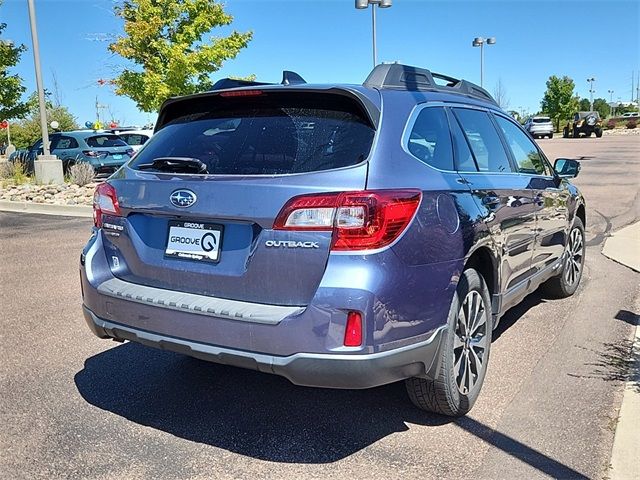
578,97,610,118
540,75,579,132
109,0,253,112
0,2,28,121
1,93,79,148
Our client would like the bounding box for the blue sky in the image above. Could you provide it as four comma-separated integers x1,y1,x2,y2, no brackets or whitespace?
1,0,638,126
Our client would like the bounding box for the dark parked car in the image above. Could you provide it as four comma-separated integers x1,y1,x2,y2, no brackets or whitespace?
9,130,134,175
81,64,586,416
563,111,603,138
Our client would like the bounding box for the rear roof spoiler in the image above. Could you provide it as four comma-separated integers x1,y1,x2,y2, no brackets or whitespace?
363,63,498,106
210,71,307,91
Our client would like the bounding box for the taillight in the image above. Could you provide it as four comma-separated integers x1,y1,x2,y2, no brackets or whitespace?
273,190,421,251
93,182,121,227
344,311,363,347
126,148,135,157
83,150,99,157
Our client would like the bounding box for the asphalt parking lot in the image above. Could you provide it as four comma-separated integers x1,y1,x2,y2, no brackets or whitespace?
1,135,638,479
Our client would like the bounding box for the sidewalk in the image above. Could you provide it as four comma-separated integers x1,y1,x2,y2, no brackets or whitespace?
602,221,640,272
606,221,640,480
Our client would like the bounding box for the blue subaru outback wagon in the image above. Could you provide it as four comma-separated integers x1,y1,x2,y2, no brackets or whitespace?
81,64,586,416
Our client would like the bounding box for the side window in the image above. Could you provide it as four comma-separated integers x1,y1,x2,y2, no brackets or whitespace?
494,116,550,175
406,107,454,170
452,108,513,173
53,136,78,150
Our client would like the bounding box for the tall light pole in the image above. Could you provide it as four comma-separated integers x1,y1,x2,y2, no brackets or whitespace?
472,37,496,88
27,0,49,156
27,0,63,183
587,77,596,112
355,0,392,68
608,89,614,117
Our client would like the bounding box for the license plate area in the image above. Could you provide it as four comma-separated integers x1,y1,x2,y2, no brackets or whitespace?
165,221,223,263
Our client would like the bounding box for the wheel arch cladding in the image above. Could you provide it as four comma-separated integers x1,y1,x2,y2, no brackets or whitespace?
464,246,498,297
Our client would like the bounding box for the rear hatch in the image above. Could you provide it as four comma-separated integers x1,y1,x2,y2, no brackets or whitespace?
100,89,378,306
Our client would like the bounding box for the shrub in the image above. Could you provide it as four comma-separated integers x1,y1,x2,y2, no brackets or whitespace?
69,162,95,186
606,119,617,130
626,120,637,129
0,158,28,184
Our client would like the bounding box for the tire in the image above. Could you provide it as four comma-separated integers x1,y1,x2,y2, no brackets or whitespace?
573,127,580,138
563,127,569,138
595,129,603,138
406,268,493,416
549,132,554,139
541,217,585,298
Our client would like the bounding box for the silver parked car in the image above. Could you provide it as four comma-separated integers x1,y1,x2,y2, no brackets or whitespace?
524,116,554,139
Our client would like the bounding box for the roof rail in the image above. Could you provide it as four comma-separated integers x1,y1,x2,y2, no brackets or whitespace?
210,71,307,91
363,63,497,106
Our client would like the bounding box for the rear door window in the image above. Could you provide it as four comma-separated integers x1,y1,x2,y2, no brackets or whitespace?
406,106,454,170
131,93,375,175
452,108,513,173
494,115,551,176
86,135,128,148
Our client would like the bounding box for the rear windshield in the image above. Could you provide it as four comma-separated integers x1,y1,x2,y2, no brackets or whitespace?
533,117,551,123
120,133,149,146
86,135,128,148
130,93,375,175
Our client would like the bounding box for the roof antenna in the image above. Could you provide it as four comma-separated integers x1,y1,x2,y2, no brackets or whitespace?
282,71,306,85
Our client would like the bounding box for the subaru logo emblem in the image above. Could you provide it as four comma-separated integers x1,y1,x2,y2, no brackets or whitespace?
170,189,197,208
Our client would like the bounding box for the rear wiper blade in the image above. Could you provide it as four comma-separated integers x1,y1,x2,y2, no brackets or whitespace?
137,157,209,174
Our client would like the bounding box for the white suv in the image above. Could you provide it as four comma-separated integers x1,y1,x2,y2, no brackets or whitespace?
524,116,554,139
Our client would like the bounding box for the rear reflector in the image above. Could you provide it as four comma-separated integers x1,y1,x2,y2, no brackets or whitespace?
93,182,121,227
273,190,422,250
344,311,363,347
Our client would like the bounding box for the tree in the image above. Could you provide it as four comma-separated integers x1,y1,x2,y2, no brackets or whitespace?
493,79,510,109
4,93,79,148
109,0,253,112
578,97,610,118
0,2,29,121
540,75,579,132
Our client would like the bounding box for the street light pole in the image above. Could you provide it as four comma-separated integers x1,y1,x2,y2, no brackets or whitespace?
472,36,496,88
608,89,614,117
27,0,50,156
27,0,63,183
355,0,392,68
587,77,596,112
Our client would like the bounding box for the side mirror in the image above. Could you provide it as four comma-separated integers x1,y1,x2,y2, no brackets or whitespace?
554,158,581,178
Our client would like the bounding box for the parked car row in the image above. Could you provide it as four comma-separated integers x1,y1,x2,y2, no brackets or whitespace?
8,128,153,175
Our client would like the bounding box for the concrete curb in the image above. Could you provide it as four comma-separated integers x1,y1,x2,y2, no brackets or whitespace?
609,313,640,480
0,200,92,218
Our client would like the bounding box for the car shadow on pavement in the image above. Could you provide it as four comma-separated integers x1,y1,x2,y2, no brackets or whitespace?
492,290,546,341
74,342,590,476
74,342,451,463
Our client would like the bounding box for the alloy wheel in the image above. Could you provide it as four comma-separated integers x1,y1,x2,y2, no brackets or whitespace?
453,290,488,395
564,228,584,286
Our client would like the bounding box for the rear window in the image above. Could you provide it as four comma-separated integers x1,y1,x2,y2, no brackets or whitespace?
120,133,149,146
86,135,128,148
130,93,375,175
533,117,551,123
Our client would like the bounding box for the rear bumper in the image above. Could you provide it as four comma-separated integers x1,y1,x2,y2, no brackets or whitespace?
83,305,445,389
